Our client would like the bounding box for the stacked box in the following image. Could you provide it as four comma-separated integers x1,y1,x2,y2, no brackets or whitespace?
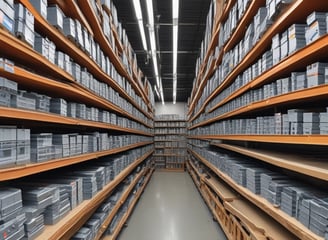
30,133,54,162
319,111,328,134
303,112,320,134
72,171,98,200
288,24,306,54
11,91,36,110
298,198,311,227
63,17,75,40
23,214,44,239
288,109,304,134
0,77,17,107
21,92,50,112
267,0,292,21
55,51,64,69
47,5,64,31
48,40,56,64
281,77,291,94
306,12,327,44
280,30,289,59
309,199,328,237
0,126,17,168
30,0,47,19
272,33,280,65
253,7,268,45
0,188,23,223
0,213,26,240
64,53,72,75
71,63,81,82
72,227,92,240
75,20,84,48
262,50,273,72
76,103,86,119
34,35,49,59
307,62,328,88
246,167,266,194
291,72,307,91
67,102,77,118
53,134,69,158
84,218,101,240
50,98,67,116
0,0,14,33
16,128,30,166
274,113,282,134
14,3,34,46
267,179,292,206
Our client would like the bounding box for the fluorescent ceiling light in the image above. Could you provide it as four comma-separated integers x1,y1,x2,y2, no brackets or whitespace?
133,0,148,51
146,0,154,26
154,85,160,99
172,0,179,104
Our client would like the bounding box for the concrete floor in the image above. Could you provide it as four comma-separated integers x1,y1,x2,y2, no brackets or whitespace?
118,171,227,240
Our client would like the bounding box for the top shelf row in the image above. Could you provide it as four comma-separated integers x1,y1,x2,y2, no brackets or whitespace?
2,0,154,120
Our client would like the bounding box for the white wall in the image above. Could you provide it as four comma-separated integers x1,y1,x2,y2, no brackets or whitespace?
155,102,187,118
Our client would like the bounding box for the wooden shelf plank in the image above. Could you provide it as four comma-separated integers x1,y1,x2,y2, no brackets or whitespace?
188,0,236,114
35,150,153,240
94,167,148,240
0,28,73,82
212,143,328,181
189,0,328,121
48,0,94,36
189,135,328,146
208,34,328,114
224,199,296,240
18,0,151,120
0,66,151,129
0,106,152,136
190,84,328,130
102,168,154,240
0,142,153,181
76,1,149,107
188,148,324,240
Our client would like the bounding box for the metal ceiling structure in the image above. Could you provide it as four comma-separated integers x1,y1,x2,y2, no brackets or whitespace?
112,0,211,103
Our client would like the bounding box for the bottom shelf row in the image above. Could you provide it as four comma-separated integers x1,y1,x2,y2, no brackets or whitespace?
186,160,296,240
0,145,154,240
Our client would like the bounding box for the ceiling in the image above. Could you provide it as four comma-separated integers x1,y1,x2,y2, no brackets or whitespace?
112,0,211,103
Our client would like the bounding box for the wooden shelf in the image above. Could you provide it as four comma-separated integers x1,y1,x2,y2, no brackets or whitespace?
190,84,328,129
48,0,94,36
224,199,296,240
18,0,151,120
102,168,154,240
0,142,153,181
0,64,151,129
0,28,73,82
189,0,328,122
94,167,149,240
153,154,185,157
188,148,324,240
189,135,328,146
0,106,152,136
211,143,328,181
35,149,153,240
208,34,328,114
76,1,149,107
188,0,236,113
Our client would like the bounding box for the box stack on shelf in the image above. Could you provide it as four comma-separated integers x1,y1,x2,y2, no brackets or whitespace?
154,114,187,170
0,0,155,239
187,0,328,239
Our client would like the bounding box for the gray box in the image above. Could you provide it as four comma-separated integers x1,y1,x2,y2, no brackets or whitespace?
63,17,76,39
50,98,67,116
30,0,47,19
280,30,289,59
16,128,30,165
47,5,64,30
288,24,306,54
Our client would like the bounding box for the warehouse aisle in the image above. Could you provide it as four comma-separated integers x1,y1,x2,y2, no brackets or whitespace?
118,171,226,240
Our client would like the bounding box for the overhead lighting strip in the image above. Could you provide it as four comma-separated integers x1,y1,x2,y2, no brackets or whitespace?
132,0,148,51
146,0,164,104
172,0,179,104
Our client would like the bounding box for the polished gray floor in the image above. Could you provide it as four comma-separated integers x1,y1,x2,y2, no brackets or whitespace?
118,171,227,240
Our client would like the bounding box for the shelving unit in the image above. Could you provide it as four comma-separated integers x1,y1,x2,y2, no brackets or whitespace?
102,168,154,240
187,0,328,239
186,159,297,240
0,1,154,239
154,116,187,170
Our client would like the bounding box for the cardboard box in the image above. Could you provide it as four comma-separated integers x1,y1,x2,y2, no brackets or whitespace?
30,0,47,19
47,5,64,30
